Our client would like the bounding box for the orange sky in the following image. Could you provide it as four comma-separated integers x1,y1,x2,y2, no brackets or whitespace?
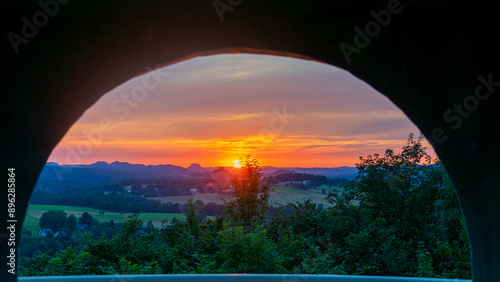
48,54,435,168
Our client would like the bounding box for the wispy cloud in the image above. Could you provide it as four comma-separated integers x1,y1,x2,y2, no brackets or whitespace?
49,54,432,167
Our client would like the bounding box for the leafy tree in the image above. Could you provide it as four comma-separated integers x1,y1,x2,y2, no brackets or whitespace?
213,225,285,273
20,135,470,279
223,156,271,228
327,133,471,278
146,220,155,229
184,200,201,237
79,212,96,226
336,134,459,242
45,237,61,253
65,214,77,231
22,228,32,237
39,210,68,232
55,227,73,241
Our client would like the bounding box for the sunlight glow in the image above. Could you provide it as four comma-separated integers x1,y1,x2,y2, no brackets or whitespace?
47,54,435,167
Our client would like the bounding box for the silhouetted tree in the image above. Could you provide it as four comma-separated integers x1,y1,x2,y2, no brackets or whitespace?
79,212,96,226
223,156,271,228
146,220,155,229
39,210,68,232
65,214,77,231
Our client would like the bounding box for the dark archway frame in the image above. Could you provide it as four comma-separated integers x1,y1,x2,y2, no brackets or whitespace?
2,1,499,281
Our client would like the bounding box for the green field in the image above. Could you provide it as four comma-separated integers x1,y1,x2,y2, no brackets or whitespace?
24,186,342,235
269,186,337,207
154,193,225,205
152,185,342,207
22,214,41,235
24,205,185,235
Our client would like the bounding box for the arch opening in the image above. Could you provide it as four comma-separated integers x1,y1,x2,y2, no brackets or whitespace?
20,53,470,279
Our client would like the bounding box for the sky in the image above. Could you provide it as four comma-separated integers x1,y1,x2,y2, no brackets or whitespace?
47,53,434,168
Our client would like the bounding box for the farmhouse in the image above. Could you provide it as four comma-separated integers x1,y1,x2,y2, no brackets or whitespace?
76,224,89,232
38,228,52,237
55,230,68,238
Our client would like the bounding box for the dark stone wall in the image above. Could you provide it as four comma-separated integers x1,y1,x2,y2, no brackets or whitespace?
2,0,499,281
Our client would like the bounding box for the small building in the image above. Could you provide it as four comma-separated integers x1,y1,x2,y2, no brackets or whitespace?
55,230,68,238
38,228,53,237
76,224,89,232
189,188,198,195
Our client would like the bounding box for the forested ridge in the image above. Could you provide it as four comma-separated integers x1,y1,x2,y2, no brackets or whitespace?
20,135,471,279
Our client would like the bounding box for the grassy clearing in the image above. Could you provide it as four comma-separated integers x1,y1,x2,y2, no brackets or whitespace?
28,205,101,213
22,214,40,235
23,186,343,234
151,186,342,207
269,186,333,207
24,205,186,234
153,193,225,205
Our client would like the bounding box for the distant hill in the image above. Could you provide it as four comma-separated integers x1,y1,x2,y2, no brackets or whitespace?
186,163,207,173
37,161,190,184
36,161,357,186
191,167,233,179
261,166,357,180
264,169,296,177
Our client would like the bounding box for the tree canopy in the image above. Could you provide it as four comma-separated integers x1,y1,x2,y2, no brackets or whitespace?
21,135,471,279
39,210,68,232
78,212,96,226
222,156,271,228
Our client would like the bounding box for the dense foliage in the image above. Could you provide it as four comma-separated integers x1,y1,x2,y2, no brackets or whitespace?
265,173,350,188
30,189,226,216
223,157,271,228
20,135,471,279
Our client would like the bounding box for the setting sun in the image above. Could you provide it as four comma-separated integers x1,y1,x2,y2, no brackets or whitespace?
47,54,434,167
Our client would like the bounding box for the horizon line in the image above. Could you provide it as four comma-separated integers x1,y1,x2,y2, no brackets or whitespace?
45,160,357,169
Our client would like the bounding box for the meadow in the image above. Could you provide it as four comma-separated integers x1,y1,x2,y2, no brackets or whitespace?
24,185,342,235
24,204,185,234
152,185,343,207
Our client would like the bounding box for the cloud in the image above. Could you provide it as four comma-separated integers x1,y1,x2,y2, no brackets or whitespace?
50,54,431,167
